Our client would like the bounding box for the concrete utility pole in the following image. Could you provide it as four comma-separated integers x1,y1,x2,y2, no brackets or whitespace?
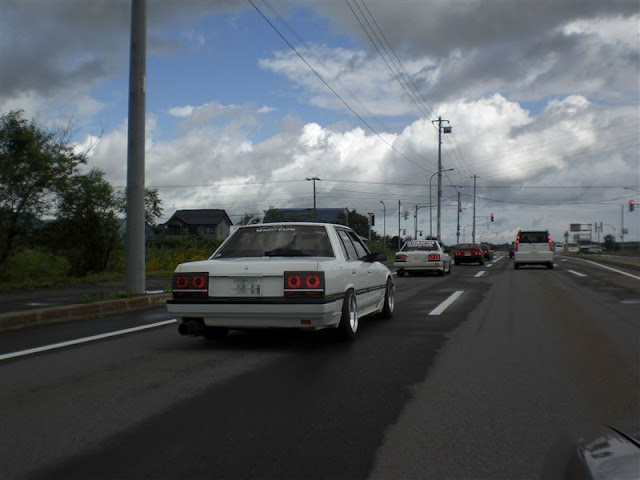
471,175,478,243
379,201,386,242
398,200,401,250
456,191,461,245
306,177,321,219
125,0,146,294
432,117,451,241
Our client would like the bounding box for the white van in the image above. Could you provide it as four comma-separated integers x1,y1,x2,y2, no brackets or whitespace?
513,230,554,269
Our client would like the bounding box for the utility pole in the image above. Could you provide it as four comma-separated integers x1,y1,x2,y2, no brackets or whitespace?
398,200,401,250
379,201,386,244
432,117,451,241
471,175,478,243
456,191,461,245
125,0,146,294
306,177,320,219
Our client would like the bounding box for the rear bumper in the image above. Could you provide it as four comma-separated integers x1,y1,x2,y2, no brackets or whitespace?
394,261,444,272
167,296,344,330
454,255,483,263
514,253,554,265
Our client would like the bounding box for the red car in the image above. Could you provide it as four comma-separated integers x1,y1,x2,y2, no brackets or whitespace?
453,244,485,265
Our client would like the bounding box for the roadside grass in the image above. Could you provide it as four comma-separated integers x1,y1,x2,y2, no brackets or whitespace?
0,244,215,293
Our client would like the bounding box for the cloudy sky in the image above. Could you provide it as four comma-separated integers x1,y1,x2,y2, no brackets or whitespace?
2,0,639,244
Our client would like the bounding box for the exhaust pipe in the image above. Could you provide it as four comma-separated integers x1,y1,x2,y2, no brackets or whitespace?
178,318,205,336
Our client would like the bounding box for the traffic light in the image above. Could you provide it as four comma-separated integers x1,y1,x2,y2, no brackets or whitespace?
490,213,495,222
630,200,635,212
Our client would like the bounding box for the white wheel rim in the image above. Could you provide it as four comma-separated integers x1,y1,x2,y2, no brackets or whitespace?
349,295,358,331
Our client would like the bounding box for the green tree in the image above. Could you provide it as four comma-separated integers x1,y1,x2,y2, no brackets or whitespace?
336,209,371,238
50,169,121,275
0,110,86,263
115,187,163,227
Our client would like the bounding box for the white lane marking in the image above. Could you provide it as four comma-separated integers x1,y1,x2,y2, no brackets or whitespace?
0,319,177,362
568,270,587,277
474,271,486,278
572,258,640,281
429,291,464,316
486,264,493,268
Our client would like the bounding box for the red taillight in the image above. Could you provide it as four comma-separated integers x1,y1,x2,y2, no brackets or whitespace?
284,272,325,297
286,273,302,290
428,254,440,261
395,254,407,262
172,272,209,298
515,235,520,251
548,234,553,251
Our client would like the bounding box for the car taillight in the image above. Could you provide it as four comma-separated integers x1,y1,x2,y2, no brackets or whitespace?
515,234,520,251
454,250,462,256
548,234,553,251
428,254,440,261
395,254,407,262
172,272,209,298
284,272,325,297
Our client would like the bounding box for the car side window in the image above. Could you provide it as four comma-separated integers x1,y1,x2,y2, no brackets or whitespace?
337,229,359,261
347,231,369,259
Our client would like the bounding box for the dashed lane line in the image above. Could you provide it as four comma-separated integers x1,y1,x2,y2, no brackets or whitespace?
568,270,587,277
429,291,464,316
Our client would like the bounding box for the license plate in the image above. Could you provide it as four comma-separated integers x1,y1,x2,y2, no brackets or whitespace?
464,252,470,256
233,278,263,296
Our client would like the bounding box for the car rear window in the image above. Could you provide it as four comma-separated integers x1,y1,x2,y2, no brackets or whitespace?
213,225,334,258
518,231,548,243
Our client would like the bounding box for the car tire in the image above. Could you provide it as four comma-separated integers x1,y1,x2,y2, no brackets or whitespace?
514,263,520,269
446,262,452,274
203,327,228,340
547,262,554,269
337,289,358,340
396,269,405,277
380,278,394,319
479,258,484,265
454,260,460,265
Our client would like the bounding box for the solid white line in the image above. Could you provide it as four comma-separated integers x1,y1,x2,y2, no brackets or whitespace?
474,271,486,278
573,258,640,281
568,270,587,277
0,319,177,362
429,291,464,316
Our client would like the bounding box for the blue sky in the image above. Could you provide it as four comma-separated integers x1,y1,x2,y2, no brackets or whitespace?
1,0,639,243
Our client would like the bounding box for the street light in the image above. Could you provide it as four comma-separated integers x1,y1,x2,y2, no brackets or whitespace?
430,168,454,238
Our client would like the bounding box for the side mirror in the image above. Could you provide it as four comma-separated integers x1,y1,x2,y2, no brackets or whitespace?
364,252,387,262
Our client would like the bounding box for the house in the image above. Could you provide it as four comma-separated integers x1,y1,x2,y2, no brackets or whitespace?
161,209,233,241
263,208,347,224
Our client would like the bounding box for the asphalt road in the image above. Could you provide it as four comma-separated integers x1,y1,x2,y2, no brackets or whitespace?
1,254,638,480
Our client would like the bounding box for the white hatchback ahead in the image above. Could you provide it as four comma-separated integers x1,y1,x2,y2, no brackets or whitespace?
513,230,555,269
166,222,395,341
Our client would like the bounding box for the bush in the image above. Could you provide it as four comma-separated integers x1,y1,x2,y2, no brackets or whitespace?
0,248,71,285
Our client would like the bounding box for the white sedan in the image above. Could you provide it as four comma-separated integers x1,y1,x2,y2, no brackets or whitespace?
166,222,394,341
393,239,452,276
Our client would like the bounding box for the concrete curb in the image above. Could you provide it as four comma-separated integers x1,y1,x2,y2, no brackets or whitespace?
0,293,171,333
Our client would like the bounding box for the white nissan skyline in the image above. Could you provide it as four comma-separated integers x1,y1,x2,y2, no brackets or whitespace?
166,222,394,341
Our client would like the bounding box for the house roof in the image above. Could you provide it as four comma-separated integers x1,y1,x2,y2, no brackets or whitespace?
263,208,346,223
163,209,233,226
